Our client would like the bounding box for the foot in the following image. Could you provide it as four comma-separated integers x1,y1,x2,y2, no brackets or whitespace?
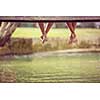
40,35,48,43
40,35,43,40
68,33,78,44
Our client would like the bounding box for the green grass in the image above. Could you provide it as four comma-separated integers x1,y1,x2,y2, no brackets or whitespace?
1,28,100,83
12,28,100,41
0,52,100,82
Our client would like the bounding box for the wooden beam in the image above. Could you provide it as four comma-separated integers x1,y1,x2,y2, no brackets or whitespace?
0,16,100,22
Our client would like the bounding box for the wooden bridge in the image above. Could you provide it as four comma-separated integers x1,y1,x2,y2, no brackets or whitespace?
0,16,100,47
0,16,100,22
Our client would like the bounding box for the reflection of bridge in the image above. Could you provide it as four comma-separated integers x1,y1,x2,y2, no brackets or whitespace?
0,16,100,22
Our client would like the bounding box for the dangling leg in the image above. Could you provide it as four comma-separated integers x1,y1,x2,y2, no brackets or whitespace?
66,22,77,44
45,22,53,34
38,22,45,41
40,22,53,43
72,22,77,42
38,22,53,43
72,22,77,31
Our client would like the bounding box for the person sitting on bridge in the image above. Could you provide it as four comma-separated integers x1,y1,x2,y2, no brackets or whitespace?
67,22,77,44
38,22,77,44
38,22,53,43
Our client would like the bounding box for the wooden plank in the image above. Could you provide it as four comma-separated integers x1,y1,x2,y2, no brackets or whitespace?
0,16,100,22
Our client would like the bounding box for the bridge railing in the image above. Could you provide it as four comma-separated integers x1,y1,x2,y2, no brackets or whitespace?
0,16,100,22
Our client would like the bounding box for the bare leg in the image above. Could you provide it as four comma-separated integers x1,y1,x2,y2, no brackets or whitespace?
45,22,53,34
40,22,53,43
38,22,45,40
42,22,53,43
66,22,77,44
38,22,53,43
66,22,75,36
72,22,77,32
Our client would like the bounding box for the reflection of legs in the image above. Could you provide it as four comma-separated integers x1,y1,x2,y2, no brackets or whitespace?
66,22,77,44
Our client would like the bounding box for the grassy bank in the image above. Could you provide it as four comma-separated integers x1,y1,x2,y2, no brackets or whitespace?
12,28,100,40
0,28,100,55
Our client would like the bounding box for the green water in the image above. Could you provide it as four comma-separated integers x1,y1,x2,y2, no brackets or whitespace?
0,52,100,83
